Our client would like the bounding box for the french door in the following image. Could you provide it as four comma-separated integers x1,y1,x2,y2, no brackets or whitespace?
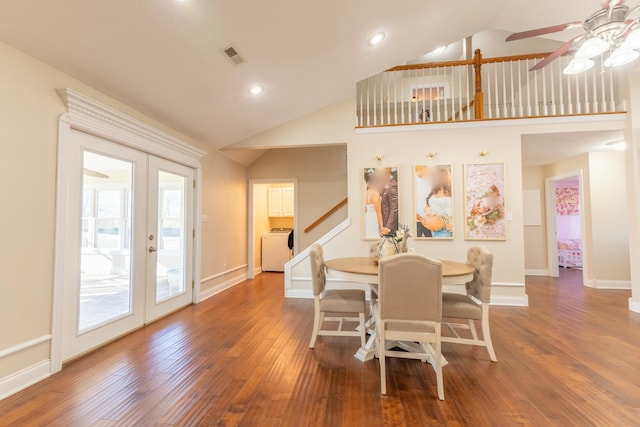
61,130,194,361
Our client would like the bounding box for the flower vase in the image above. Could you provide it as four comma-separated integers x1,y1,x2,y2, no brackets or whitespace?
375,234,400,263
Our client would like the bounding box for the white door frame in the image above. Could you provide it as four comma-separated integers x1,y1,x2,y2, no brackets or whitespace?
52,89,206,372
247,178,299,279
544,170,588,284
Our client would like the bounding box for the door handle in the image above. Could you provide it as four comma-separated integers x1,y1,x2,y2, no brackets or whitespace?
148,246,157,253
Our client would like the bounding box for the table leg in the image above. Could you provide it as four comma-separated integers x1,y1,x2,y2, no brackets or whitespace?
354,331,377,362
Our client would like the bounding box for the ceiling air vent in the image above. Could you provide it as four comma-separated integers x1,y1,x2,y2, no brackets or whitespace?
222,45,244,66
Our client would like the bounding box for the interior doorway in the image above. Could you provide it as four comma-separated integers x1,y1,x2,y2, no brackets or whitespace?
545,172,588,285
247,179,298,279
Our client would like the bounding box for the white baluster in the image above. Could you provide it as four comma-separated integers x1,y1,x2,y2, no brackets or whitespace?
400,70,405,124
567,67,573,115
509,61,515,118
534,68,540,116
486,64,493,119
429,67,434,123
366,77,371,126
494,63,500,118
559,58,565,115
550,61,556,116
609,68,616,112
466,63,471,120
583,70,589,114
502,62,508,118
592,66,598,113
542,66,548,116
517,60,524,117
526,59,532,117
420,68,427,123
599,65,606,113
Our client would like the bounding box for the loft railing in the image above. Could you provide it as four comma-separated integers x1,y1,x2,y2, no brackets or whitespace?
356,49,624,128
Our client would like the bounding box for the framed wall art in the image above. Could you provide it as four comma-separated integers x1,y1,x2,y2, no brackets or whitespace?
413,164,453,239
363,167,399,240
463,163,506,240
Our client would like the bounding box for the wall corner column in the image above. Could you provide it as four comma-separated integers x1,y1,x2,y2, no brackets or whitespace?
624,72,640,313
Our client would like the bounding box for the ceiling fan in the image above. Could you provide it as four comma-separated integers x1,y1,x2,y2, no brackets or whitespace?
506,0,640,74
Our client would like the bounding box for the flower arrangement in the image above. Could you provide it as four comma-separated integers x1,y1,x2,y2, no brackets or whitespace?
372,224,412,263
395,224,411,253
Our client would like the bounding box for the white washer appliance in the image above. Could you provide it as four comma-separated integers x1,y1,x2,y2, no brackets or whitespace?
261,228,293,272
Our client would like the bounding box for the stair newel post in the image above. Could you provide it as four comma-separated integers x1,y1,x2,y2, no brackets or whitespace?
473,49,484,120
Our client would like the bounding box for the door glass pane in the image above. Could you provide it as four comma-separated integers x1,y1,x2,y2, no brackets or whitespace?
156,171,186,302
79,152,134,332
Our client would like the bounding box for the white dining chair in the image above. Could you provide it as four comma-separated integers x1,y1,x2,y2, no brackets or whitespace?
375,253,444,399
308,244,367,349
441,246,497,362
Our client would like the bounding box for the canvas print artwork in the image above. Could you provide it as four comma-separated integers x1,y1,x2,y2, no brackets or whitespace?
363,167,399,240
464,163,506,240
414,165,453,239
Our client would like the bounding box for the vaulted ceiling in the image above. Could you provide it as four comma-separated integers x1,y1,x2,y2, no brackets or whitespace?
0,0,607,155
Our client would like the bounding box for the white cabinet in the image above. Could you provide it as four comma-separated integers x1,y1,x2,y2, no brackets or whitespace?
268,187,294,217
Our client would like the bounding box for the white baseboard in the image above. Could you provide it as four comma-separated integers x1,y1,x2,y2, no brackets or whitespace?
525,269,549,276
590,279,632,290
629,298,640,313
199,272,247,302
285,289,313,299
0,360,50,401
490,295,529,306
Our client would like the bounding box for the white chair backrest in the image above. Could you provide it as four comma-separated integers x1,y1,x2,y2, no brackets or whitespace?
309,244,326,296
378,253,442,323
466,246,493,303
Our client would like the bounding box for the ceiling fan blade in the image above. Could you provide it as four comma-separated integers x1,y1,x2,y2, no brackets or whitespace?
505,22,583,42
530,35,585,71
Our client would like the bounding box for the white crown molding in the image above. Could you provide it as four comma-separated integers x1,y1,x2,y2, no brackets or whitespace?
57,88,206,167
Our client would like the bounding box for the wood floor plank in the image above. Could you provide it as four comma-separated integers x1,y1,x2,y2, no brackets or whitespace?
1,269,639,426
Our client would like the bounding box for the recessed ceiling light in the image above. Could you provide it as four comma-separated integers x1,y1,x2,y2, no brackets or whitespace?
431,46,447,55
369,32,386,46
249,85,264,95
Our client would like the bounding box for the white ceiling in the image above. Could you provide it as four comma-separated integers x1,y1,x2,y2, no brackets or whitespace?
521,130,625,166
0,0,611,159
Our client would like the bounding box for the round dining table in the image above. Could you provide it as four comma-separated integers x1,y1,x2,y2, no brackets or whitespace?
324,256,475,362
324,256,474,286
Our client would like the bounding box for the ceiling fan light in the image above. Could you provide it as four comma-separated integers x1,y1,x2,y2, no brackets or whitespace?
623,29,640,50
604,47,640,67
576,37,609,58
563,58,595,75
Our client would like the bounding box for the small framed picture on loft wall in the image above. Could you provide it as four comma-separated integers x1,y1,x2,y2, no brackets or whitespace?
414,164,454,239
363,167,399,240
463,162,506,241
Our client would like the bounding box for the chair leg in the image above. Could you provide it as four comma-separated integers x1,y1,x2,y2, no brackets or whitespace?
482,309,497,362
468,319,479,340
309,301,321,349
435,334,444,400
379,328,387,395
358,312,367,347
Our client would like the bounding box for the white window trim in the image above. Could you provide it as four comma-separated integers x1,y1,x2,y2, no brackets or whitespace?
52,88,206,373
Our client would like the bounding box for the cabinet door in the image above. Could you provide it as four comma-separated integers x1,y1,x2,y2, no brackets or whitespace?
268,187,283,217
282,187,294,216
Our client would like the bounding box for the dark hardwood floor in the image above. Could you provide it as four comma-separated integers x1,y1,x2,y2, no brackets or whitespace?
1,269,639,426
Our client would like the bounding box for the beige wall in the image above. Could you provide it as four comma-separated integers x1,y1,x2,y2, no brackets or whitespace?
235,98,625,304
199,152,248,291
538,151,630,286
0,41,247,390
249,145,348,251
522,166,548,272
587,152,630,284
